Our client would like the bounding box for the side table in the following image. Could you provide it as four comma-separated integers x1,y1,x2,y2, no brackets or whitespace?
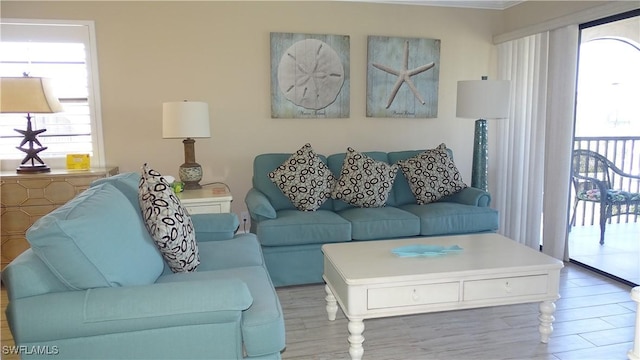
1,167,119,269
177,184,233,214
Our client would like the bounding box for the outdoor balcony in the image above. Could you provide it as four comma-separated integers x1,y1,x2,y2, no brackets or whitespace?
569,136,640,286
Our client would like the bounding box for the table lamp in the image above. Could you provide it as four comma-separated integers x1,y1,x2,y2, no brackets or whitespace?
0,76,63,173
456,76,510,191
162,100,211,190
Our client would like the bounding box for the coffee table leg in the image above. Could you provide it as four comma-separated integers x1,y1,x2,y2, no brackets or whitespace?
325,285,338,321
538,300,556,343
348,318,365,360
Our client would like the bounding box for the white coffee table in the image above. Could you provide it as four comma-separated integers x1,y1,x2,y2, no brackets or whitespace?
322,233,564,360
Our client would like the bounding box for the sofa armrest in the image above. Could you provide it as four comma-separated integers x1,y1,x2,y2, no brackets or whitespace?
7,279,253,344
245,188,277,221
192,213,240,241
441,187,491,207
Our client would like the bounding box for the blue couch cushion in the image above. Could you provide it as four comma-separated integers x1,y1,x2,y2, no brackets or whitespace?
91,172,140,207
157,266,285,357
337,206,420,240
253,153,333,212
400,202,499,236
26,183,164,290
256,209,351,246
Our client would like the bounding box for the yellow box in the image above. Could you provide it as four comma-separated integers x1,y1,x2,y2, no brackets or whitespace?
66,154,91,170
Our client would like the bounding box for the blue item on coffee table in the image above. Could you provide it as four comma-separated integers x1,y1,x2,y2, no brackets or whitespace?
392,244,463,257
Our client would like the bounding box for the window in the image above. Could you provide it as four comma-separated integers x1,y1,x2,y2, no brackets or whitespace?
0,19,104,170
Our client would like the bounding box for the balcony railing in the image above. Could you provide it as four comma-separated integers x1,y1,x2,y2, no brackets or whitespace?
572,136,640,226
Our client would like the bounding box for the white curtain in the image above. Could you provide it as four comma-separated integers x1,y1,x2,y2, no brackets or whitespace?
493,25,579,260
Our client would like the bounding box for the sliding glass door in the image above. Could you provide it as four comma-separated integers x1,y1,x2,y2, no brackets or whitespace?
568,10,640,286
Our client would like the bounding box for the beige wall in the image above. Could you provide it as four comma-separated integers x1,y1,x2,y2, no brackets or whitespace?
2,1,504,217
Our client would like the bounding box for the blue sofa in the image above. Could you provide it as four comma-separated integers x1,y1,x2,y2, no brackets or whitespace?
245,148,499,287
2,173,285,359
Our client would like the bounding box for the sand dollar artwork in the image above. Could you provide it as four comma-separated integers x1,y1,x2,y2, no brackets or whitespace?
277,39,344,110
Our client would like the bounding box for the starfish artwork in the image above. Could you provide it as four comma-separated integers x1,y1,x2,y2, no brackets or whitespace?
372,40,435,109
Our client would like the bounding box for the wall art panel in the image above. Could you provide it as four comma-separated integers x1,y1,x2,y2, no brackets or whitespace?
367,35,440,118
271,32,350,119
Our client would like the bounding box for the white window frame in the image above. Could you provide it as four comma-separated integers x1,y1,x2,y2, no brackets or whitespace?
0,18,105,170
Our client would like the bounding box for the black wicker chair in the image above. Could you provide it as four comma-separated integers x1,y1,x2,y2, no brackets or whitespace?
570,149,640,245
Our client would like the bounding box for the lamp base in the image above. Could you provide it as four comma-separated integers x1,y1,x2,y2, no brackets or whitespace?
471,118,488,192
15,114,51,174
179,163,203,190
17,164,51,174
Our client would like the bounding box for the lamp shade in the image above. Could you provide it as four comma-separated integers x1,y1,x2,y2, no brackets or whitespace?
0,77,63,113
456,79,510,119
162,101,211,139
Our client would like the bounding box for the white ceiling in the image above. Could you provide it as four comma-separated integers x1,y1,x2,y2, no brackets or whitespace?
347,0,524,10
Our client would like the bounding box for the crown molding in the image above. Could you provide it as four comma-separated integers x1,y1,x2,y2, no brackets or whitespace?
494,1,640,43
344,0,524,10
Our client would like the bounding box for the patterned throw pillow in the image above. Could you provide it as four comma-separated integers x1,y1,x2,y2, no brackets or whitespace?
268,143,336,211
331,147,399,208
397,143,467,205
138,164,200,272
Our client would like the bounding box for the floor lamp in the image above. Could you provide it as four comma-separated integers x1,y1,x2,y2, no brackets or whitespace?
456,76,510,191
162,101,211,190
0,76,63,173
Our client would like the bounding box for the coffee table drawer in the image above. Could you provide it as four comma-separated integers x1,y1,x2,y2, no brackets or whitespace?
464,275,548,301
368,282,459,309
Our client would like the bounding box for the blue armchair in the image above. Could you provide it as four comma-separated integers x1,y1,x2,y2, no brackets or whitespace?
2,173,285,359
